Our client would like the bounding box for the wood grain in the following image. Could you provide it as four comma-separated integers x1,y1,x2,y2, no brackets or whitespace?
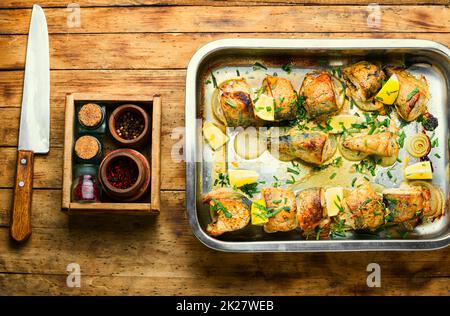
0,2,449,295
1,272,448,296
10,150,33,242
0,0,448,9
0,6,448,34
61,94,74,210
1,33,449,70
151,96,162,212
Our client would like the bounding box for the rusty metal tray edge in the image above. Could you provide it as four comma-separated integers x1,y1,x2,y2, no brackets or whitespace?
185,39,450,252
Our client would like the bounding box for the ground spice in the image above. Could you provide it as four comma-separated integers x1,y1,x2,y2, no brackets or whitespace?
73,175,100,201
115,110,145,140
106,157,139,189
74,135,100,160
78,103,103,127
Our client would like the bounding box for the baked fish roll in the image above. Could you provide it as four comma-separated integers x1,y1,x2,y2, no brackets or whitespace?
262,188,298,233
343,61,385,97
343,61,385,112
271,128,336,165
213,78,256,127
299,71,345,120
382,186,431,224
385,67,430,122
203,189,251,237
342,131,398,157
261,75,297,121
342,181,385,231
296,188,325,234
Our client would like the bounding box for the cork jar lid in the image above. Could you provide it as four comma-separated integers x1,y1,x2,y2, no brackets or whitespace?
74,135,100,160
78,103,103,127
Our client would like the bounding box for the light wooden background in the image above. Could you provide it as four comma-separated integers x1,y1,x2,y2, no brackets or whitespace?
0,0,449,295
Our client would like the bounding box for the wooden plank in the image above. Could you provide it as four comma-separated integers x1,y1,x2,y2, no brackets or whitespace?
0,189,183,228
0,222,449,279
0,272,449,295
0,189,448,297
1,33,449,70
0,70,186,191
1,6,448,35
0,146,185,191
0,148,63,188
0,1,447,9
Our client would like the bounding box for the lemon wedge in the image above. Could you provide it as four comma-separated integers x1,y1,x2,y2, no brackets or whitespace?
203,122,228,150
404,161,433,180
325,187,344,217
251,199,268,225
228,169,259,188
375,74,400,105
254,94,275,121
327,114,362,134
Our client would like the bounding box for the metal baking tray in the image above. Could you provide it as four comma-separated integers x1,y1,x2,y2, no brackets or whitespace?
185,39,450,252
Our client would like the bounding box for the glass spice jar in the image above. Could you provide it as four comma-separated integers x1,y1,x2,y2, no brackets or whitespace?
74,135,103,164
77,103,106,135
72,164,101,203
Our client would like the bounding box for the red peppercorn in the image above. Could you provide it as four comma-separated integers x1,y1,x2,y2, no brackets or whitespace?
106,157,138,189
73,175,100,201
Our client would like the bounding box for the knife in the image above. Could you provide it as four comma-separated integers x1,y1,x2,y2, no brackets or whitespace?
11,4,50,242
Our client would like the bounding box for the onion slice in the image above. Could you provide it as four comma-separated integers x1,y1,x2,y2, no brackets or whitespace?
406,133,431,158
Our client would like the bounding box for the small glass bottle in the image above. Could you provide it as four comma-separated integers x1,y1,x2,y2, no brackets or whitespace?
72,164,101,203
74,135,103,164
77,103,106,135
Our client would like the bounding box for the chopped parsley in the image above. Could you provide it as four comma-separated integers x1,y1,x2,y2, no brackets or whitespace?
211,198,232,218
398,130,406,148
253,62,267,71
214,173,229,187
211,72,218,88
406,86,419,101
225,99,237,109
238,182,259,198
281,63,292,74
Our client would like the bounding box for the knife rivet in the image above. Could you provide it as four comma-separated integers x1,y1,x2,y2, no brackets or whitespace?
19,181,25,187
20,158,27,165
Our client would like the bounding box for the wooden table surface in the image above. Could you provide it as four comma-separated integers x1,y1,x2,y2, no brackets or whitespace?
0,0,449,295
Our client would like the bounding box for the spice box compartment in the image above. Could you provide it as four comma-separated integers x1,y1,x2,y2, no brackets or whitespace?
62,93,161,214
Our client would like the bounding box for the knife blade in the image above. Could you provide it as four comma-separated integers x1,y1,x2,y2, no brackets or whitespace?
11,4,50,242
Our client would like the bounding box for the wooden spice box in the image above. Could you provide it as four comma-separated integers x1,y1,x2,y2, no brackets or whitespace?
62,93,161,215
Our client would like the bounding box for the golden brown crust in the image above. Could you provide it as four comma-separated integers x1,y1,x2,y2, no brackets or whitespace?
262,187,297,233
297,187,324,233
262,75,297,121
386,67,430,122
276,129,330,165
343,182,384,231
343,131,397,157
219,78,255,127
343,61,385,102
299,71,340,119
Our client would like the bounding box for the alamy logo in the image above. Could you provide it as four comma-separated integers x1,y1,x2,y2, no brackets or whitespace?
66,263,81,288
66,3,81,28
366,4,381,29
366,263,381,288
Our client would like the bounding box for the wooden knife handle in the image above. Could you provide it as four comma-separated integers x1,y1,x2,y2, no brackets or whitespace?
10,150,34,242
